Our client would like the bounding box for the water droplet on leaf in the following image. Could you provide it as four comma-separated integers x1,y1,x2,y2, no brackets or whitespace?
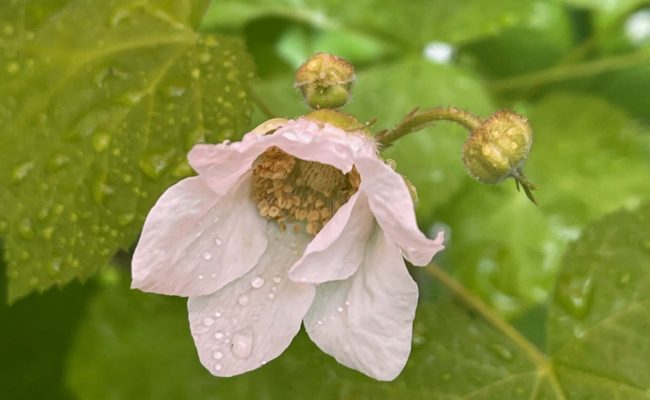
92,131,111,153
556,275,594,319
488,343,513,362
11,161,35,183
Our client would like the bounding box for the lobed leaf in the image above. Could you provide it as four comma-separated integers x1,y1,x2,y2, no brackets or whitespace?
0,0,254,302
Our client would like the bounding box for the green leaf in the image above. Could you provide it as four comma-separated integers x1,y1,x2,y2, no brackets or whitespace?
203,0,542,48
441,93,650,316
548,200,650,398
0,0,254,302
349,57,495,225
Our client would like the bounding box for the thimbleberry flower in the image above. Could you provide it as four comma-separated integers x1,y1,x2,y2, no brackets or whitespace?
131,115,444,381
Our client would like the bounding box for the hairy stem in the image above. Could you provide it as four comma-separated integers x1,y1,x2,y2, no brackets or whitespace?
377,106,482,146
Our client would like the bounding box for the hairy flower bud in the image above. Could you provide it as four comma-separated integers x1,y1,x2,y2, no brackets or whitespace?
295,53,355,110
462,111,533,184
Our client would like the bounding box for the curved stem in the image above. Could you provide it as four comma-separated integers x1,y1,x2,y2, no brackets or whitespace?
377,106,482,146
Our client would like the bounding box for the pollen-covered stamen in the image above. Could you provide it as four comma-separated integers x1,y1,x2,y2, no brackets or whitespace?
252,146,360,235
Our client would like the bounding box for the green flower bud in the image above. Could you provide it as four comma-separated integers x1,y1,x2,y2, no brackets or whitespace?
462,111,533,184
295,53,355,110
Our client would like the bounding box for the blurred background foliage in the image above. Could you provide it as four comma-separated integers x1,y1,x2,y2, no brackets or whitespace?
1,0,650,399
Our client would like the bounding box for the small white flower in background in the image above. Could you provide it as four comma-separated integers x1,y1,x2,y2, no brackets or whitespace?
131,116,445,381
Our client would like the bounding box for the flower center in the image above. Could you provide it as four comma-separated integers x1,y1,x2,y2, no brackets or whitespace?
251,146,360,235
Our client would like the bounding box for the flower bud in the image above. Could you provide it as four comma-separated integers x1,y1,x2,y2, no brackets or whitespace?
295,53,355,110
462,111,533,184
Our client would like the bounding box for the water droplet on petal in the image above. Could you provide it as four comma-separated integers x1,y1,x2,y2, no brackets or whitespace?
202,251,213,260
345,301,350,306
238,294,249,306
250,276,265,288
214,331,224,339
272,276,281,284
198,274,204,280
231,329,254,359
203,316,215,326
214,363,222,371
267,293,275,300
214,237,223,245
317,320,323,325
214,311,222,318
337,306,344,313
212,351,223,360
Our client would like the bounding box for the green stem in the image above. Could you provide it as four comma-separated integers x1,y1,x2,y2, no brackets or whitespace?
377,107,482,146
490,49,650,93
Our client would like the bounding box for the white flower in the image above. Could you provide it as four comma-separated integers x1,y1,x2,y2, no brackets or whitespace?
132,117,444,380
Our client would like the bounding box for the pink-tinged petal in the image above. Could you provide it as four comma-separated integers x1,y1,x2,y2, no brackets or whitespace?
131,175,267,297
188,119,374,196
188,224,315,377
289,193,374,283
303,226,418,381
355,156,445,266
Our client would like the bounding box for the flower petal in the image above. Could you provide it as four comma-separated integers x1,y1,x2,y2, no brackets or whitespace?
188,223,315,377
131,175,267,297
355,156,445,265
303,226,418,381
188,119,374,196
289,193,374,283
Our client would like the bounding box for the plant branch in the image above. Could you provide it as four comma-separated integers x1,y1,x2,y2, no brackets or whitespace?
376,106,481,146
489,49,650,93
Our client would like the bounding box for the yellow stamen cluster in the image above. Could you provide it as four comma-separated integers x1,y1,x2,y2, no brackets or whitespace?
252,146,360,235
